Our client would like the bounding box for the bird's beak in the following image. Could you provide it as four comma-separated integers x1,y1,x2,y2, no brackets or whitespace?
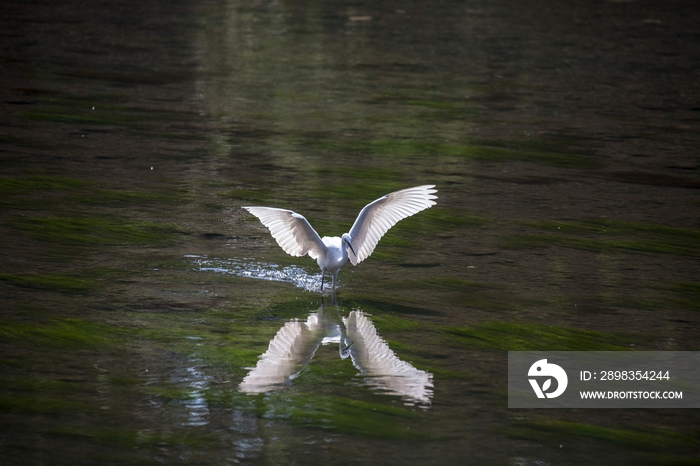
344,238,356,257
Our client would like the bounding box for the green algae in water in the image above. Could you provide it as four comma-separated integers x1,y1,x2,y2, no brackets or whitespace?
16,91,200,129
444,321,638,351
223,188,274,203
381,276,515,312
306,178,411,208
529,219,700,239
388,276,492,292
0,134,59,150
366,313,423,332
349,299,440,317
46,425,220,449
502,220,700,256
131,313,284,372
311,166,404,184
141,390,430,441
363,235,421,262
402,98,471,110
0,376,96,400
673,282,700,295
0,377,95,414
10,215,180,246
72,188,176,207
418,207,489,230
670,282,700,310
0,318,122,348
19,111,117,126
295,136,600,169
509,418,700,452
0,175,180,210
0,273,97,293
254,393,430,440
0,393,87,415
0,175,90,196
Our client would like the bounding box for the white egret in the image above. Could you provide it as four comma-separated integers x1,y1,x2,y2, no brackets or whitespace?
242,184,437,290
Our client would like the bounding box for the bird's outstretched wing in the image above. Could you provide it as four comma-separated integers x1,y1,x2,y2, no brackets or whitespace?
243,207,326,260
346,185,437,265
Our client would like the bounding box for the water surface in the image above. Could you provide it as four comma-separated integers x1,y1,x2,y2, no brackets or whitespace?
1,0,699,464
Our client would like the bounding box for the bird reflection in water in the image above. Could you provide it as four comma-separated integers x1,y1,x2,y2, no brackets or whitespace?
239,303,433,407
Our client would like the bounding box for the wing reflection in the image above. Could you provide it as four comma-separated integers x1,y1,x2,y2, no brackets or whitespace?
239,304,433,407
344,311,433,406
239,314,325,394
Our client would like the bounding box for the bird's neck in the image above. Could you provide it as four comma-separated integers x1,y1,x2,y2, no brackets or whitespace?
320,236,348,268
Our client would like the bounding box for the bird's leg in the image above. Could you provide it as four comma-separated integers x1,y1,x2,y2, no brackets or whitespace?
332,270,339,289
320,268,325,291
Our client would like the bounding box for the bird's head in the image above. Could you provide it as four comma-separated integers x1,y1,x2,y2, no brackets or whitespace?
341,233,356,257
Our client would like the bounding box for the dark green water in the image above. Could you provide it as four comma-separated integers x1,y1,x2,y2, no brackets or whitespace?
1,0,699,464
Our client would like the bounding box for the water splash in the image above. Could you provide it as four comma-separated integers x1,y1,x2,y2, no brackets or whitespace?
187,255,324,292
